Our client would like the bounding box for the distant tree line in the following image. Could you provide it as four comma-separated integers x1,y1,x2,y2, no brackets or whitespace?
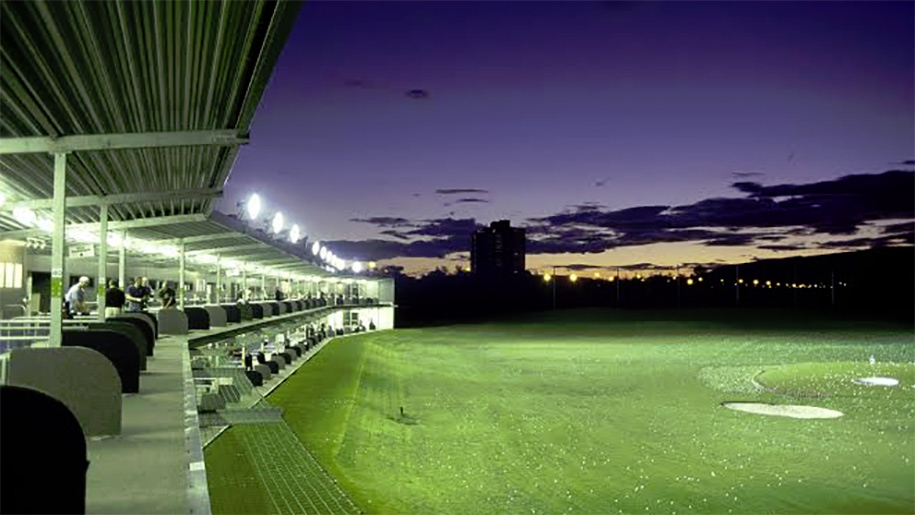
390,247,914,327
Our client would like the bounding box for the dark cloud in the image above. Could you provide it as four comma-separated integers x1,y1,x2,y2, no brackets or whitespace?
892,159,915,166
406,89,430,99
732,171,764,178
453,198,489,204
405,217,481,238
435,188,489,195
379,229,410,240
349,216,412,227
337,170,913,260
757,244,808,252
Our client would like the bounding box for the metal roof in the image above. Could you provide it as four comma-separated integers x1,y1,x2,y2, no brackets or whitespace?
0,0,303,230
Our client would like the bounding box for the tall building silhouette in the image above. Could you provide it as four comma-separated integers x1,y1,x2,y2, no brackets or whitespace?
471,220,526,277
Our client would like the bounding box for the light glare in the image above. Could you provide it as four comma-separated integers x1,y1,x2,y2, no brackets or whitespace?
247,193,262,219
271,212,284,234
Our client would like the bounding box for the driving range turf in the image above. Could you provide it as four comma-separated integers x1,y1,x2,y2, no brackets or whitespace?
205,309,915,514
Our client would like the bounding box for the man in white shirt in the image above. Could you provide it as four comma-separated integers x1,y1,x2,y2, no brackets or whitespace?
65,276,91,316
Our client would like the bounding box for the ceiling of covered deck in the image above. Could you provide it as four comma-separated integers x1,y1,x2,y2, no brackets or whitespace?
25,213,333,278
0,0,303,232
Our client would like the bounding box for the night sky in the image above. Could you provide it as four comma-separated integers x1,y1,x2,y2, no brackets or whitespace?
220,0,914,276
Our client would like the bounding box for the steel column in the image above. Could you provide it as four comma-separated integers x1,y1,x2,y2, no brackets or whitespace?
118,230,127,288
49,153,67,347
179,240,186,310
215,259,222,304
97,205,108,320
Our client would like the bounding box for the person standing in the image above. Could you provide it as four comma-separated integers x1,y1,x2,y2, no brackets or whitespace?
125,276,151,312
64,276,91,316
105,279,125,318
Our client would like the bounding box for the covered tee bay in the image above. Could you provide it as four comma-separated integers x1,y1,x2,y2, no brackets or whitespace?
0,1,393,513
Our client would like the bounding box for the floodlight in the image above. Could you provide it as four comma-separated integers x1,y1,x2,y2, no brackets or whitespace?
247,193,262,219
319,246,328,260
312,241,321,255
289,224,301,243
570,274,578,283
12,207,36,226
594,272,600,278
543,273,552,282
352,262,363,273
368,261,377,269
272,212,284,234
752,279,759,286
687,278,694,286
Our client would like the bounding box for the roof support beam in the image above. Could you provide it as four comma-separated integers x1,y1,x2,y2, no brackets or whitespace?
0,187,223,212
0,130,248,155
185,243,264,255
0,214,208,240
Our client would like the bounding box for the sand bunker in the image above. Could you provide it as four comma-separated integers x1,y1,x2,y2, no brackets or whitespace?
853,377,899,387
722,402,843,419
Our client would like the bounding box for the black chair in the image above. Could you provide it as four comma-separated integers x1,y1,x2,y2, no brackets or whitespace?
94,321,147,370
289,345,302,357
254,352,279,374
107,317,155,356
128,311,159,338
63,329,141,393
245,370,263,387
369,322,376,330
269,302,281,316
250,303,264,319
0,385,89,515
279,352,293,365
283,301,295,313
238,303,253,321
184,307,210,330
220,304,241,323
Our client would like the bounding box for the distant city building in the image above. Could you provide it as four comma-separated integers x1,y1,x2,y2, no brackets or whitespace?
471,220,526,278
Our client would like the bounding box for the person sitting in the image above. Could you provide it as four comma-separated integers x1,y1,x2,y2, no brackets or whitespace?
104,279,125,318
158,283,177,309
64,276,91,316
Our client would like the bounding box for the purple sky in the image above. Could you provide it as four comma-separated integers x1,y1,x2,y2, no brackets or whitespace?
221,0,914,275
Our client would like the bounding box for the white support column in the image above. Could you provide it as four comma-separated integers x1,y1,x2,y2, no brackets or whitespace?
242,268,247,302
49,152,68,347
215,259,222,304
118,230,127,288
97,204,108,321
178,240,186,310
261,275,266,300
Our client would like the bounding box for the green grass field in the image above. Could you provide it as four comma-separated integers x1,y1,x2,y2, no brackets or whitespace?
210,309,915,514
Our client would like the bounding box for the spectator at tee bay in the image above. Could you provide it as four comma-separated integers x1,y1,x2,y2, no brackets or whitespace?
125,276,151,312
105,279,125,318
158,282,177,309
65,276,91,316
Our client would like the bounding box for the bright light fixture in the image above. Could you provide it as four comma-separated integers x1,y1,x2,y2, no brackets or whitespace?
319,246,328,260
352,261,363,273
543,273,552,282
12,207,36,226
289,224,301,243
570,274,578,283
368,261,377,269
247,193,262,219
312,241,320,255
687,278,694,286
271,212,284,234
